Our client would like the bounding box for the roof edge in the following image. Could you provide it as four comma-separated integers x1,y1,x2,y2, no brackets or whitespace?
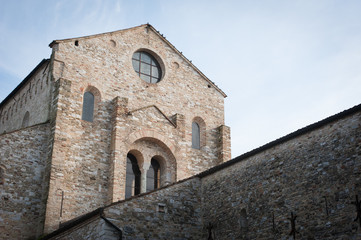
41,208,104,240
49,24,148,48
197,103,361,178
147,24,227,98
0,59,50,109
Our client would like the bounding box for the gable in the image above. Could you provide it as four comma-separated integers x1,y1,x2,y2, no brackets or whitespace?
49,24,226,98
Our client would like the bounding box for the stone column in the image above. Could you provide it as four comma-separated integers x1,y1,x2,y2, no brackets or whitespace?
140,162,150,193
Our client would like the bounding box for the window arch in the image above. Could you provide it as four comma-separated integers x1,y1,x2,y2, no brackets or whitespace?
146,158,161,192
192,122,200,149
125,154,141,199
81,91,95,122
81,86,101,123
192,117,206,149
22,111,29,128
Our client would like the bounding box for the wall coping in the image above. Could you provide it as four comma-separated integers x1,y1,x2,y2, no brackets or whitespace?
197,103,361,178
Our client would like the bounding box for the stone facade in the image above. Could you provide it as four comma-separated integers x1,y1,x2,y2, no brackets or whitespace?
0,24,230,239
44,104,361,240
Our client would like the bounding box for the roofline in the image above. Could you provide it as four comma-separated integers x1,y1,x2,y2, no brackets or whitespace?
41,175,199,239
147,25,227,98
49,24,149,48
128,104,177,128
41,208,104,240
48,23,227,98
197,103,361,178
0,59,50,109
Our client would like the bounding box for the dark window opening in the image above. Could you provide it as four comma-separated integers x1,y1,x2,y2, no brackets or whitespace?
75,40,79,46
132,51,162,83
0,167,4,185
146,158,160,192
125,154,141,198
240,208,248,234
22,111,30,128
192,122,200,149
81,92,94,122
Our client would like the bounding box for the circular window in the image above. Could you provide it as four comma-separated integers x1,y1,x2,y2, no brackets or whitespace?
132,51,162,83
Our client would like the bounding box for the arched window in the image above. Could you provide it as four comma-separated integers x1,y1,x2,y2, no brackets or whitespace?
146,158,161,192
125,154,141,199
192,121,200,149
239,208,248,234
81,91,94,122
22,111,30,128
0,167,4,185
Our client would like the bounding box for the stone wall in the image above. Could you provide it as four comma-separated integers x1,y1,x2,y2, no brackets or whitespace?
0,60,51,134
201,108,361,239
49,217,120,240
0,123,50,240
103,177,203,240
45,177,203,240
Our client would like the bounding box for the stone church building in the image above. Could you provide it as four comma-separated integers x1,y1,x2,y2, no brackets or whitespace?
1,24,361,239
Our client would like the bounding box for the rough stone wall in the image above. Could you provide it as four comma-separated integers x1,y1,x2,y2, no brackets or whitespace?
0,61,51,134
0,123,50,240
103,177,203,240
44,25,229,232
50,217,120,240
201,111,361,239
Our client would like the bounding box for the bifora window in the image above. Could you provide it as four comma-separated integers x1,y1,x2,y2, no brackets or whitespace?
146,158,161,192
132,51,162,83
125,154,141,199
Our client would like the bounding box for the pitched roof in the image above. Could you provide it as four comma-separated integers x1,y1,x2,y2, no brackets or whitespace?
49,24,227,97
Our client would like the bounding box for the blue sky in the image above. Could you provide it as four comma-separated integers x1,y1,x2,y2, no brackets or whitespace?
1,0,361,157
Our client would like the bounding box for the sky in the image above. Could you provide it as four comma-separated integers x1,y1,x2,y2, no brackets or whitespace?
1,0,361,157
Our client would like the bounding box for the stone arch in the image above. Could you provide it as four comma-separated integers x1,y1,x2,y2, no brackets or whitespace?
192,116,206,148
127,136,177,188
124,151,143,199
127,149,145,168
127,130,176,153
